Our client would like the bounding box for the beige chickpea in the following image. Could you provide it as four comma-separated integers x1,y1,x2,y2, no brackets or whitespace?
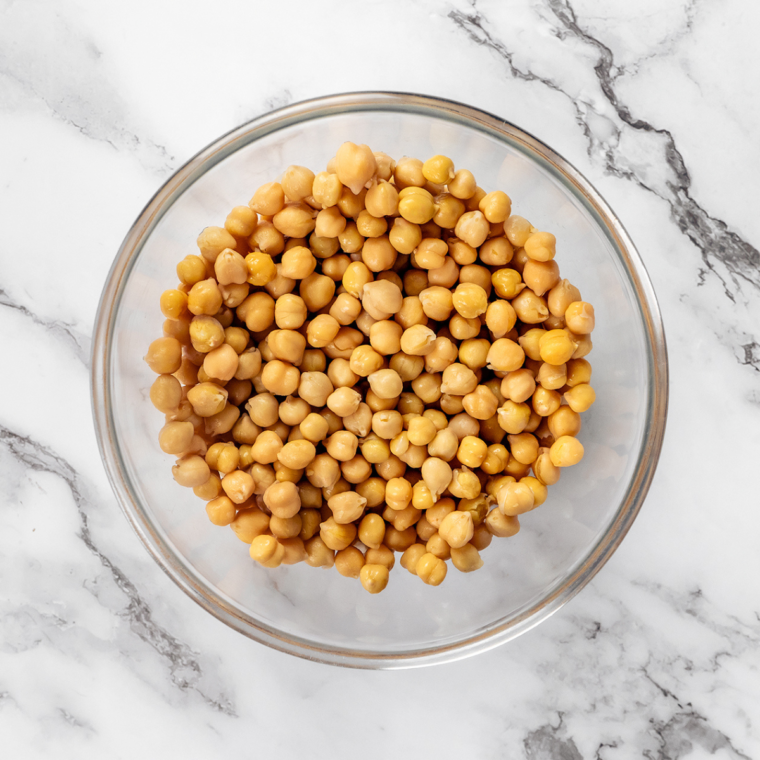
250,430,283,465
454,210,489,248
332,546,364,579
278,439,317,470
497,481,535,516
394,296,427,331
261,480,300,519
297,371,334,407
320,516,357,552
220,470,254,505
304,453,340,490
249,221,285,256
359,279,402,321
410,372,440,405
448,238,477,266
298,508,322,541
145,337,183,375
312,171,343,208
399,324,436,356
304,535,335,568
197,226,237,262
326,386,362,417
356,513,385,551
299,273,335,313
564,301,595,334
172,454,211,488
427,255,460,289
187,382,228,418
336,221,363,254
281,165,316,202
372,410,404,440
356,209,388,239
447,168,477,199
427,428,459,462
299,412,329,443
523,259,560,297
158,421,194,455
177,254,210,286
484,338,524,372
448,467,481,499
424,337,458,374
366,369,402,400
202,343,239,382
414,238,448,270
440,363,478,395
348,345,383,378
485,508,521,538
439,511,475,549
463,385,499,421
450,544,484,573
335,142,376,195
389,218,422,254
328,491,367,525
564,383,596,413
325,431,359,462
449,315,480,342
406,416,436,447
365,179,399,217
537,361,567,391
416,287,452,323
249,182,285,216
420,457,453,500
362,236,397,273
246,393,279,427
500,370,536,404
546,278,581,318
205,401,241,437
511,288,549,324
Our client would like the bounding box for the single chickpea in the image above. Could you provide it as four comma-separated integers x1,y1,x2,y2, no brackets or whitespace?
448,467,482,499
564,384,596,413
299,273,335,312
197,226,237,262
349,345,383,377
389,217,422,254
565,358,592,388
538,329,577,365
399,544,427,575
447,168,477,199
427,255,460,288
203,343,239,382
326,386,362,417
410,372,441,405
360,279,403,321
497,481,535,516
312,171,343,208
177,254,209,286
457,436,488,468
297,371,334,407
304,535,336,568
484,301,516,340
172,455,210,488
537,361,567,391
158,421,194,455
414,238,448,270
564,301,596,334
398,187,436,224
420,457,453,500
205,495,236,526
451,282,488,320
187,382,228,417
416,553,447,586
360,564,389,594
463,385,499,421
524,231,556,262
546,278,581,318
333,546,365,579
188,315,225,354
325,430,359,462
278,439,317,470
454,210,490,248
399,324,436,356
481,443,510,475
422,154,455,184
356,209,388,239
448,238,477,266
449,314,481,341
320,516,357,552
367,369,403,400
549,435,585,467
335,142,376,195
249,182,285,216
145,337,182,374
512,289,550,324
394,296,427,331
478,191,512,223
507,432,539,465
492,268,526,300
306,314,341,348
246,393,279,427
249,221,285,255
485,508,521,538
250,430,284,465
249,535,285,568
150,374,182,413
159,289,188,321
450,544,484,573
498,399,532,435
372,409,403,440
407,416,437,447
427,428,459,462
439,511,475,549
523,259,560,297
486,339,525,372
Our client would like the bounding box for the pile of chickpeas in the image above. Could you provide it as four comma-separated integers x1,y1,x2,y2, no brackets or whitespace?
145,142,596,594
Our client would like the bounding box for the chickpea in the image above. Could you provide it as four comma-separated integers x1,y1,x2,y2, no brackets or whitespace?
360,279,403,321
427,255,460,288
299,273,335,312
332,546,364,579
319,516,357,552
304,535,335,568
298,371,333,407
398,187,436,225
507,432,539,465
485,508,520,538
463,385,499,421
438,511,475,549
325,430,358,462
360,564,390,594
491,268,525,300
452,283,488,319
278,439,317,470
407,416,436,447
187,382,228,417
454,210,489,248
151,374,182,413
512,289,549,324
486,338,525,372
172,455,210,488
367,369,403,400
564,384,596,413
326,386,362,417
335,142,376,195
197,226,237,262
177,254,209,286
203,343,239,382
145,337,182,374
497,481,535,516
448,168,477,199
416,553,447,586
478,191,512,223
249,182,285,215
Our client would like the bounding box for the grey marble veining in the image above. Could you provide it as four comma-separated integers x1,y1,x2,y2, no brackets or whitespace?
1,0,759,757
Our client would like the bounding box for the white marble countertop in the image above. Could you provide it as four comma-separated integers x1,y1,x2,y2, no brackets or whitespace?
2,0,759,756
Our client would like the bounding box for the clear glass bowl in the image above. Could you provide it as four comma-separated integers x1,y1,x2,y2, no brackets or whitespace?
91,92,668,668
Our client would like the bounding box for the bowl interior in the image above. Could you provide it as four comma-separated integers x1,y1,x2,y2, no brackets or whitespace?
104,102,657,664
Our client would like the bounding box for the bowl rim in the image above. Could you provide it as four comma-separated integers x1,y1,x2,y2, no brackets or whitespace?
91,91,668,669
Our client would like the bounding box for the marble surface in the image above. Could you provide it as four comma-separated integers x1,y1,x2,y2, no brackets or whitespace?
2,0,759,756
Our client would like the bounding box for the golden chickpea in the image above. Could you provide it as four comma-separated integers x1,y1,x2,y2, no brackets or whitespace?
360,563,389,594
299,273,335,312
450,282,487,320
454,210,489,248
297,371,333,407
145,337,182,374
158,420,194,455
463,385,499,421
177,254,208,286
564,301,595,334
523,231,556,262
497,481,535,516
305,314,340,349
484,301,516,340
205,403,241,437
325,430,359,462
150,374,182,413
311,171,343,208
203,494,235,526
481,443,509,475
399,324,436,356
537,361,567,391
491,268,525,300
438,511,475,549
456,436,487,469
336,221,363,254
547,279,582,318
433,193,465,229
507,432,539,465
389,217,422,254
448,544,483,573
397,544,425,575
304,535,335,568
549,435,584,467
416,553,447,586
298,412,328,444
332,546,364,579
358,279,402,321
319,516,357,552
278,439,317,470
356,209,387,239
564,384,596,413
159,289,188,321
248,535,285,568
426,428,458,462
427,255,460,289
398,187,436,225
203,343,239,382
448,169,477,199
522,259,559,297
565,358,591,388
449,314,481,341
478,190,511,223
538,329,577,365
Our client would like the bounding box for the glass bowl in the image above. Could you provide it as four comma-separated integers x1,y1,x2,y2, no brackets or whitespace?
91,92,668,669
